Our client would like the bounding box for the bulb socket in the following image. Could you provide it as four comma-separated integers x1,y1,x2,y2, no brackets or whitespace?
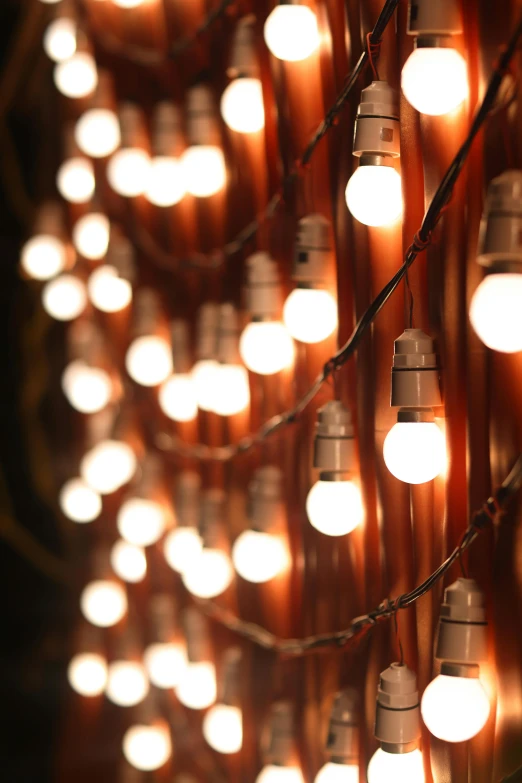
217,303,241,364
107,229,136,283
374,663,421,748
152,102,183,157
325,689,359,764
407,0,462,36
199,489,226,548
175,471,201,528
149,594,177,644
170,319,192,373
131,288,163,338
118,103,144,150
353,81,400,159
182,608,211,663
265,701,295,765
245,252,282,319
186,85,220,147
312,401,355,476
292,214,331,286
218,647,242,705
435,578,488,664
390,329,442,408
195,303,219,361
478,170,522,268
248,465,283,533
228,16,259,78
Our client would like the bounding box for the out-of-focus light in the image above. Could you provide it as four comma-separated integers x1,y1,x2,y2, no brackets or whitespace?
145,157,186,207
43,18,76,63
80,580,127,627
314,763,359,783
221,79,265,133
59,477,102,523
203,704,243,754
125,336,173,387
88,265,132,312
159,374,198,422
232,530,287,583
117,498,166,547
163,528,202,575
57,157,96,204
182,548,233,599
68,652,108,696
144,643,187,689
283,288,337,344
263,5,319,61
256,765,305,783
73,213,110,260
367,748,425,783
123,724,172,772
239,321,294,375
191,359,219,412
306,479,363,537
107,149,151,198
181,146,226,198
80,440,137,495
110,540,147,583
176,660,216,710
42,275,87,321
469,273,522,353
54,53,98,99
213,364,250,416
106,660,149,707
21,235,66,280
61,360,112,414
75,109,121,158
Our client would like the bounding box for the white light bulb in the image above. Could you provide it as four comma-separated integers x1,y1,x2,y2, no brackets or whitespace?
88,265,132,312
80,580,127,627
239,321,294,375
107,148,151,197
345,165,403,227
106,660,149,706
221,78,265,133
402,48,468,116
421,674,490,742
110,540,147,583
176,661,216,710
383,421,446,484
42,275,87,321
256,765,305,783
213,364,250,416
68,652,108,696
368,748,425,783
80,440,137,494
145,157,186,207
469,273,522,353
144,643,187,689
306,479,364,537
263,5,319,61
57,157,95,203
73,213,110,260
123,724,172,772
314,762,359,783
163,528,202,575
203,704,243,754
283,288,338,343
182,549,233,599
126,336,173,387
54,53,98,99
114,0,145,7
59,477,102,523
181,146,226,198
21,235,66,280
117,498,166,547
159,375,198,422
191,360,219,412
43,18,76,62
62,360,112,414
232,530,288,583
75,109,121,158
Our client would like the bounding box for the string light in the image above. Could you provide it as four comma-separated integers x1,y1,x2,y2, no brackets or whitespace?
191,303,220,412
107,104,151,197
163,473,203,576
80,579,127,628
256,703,304,783
117,456,167,547
72,212,110,260
123,721,172,772
143,596,187,689
68,652,108,697
59,477,102,523
43,18,77,63
145,103,186,207
110,540,147,583
263,3,319,62
62,360,112,413
158,321,198,422
125,289,173,387
314,691,359,783
75,109,121,159
54,52,98,99
176,610,217,710
80,439,137,495
42,274,87,321
213,305,250,416
221,18,265,134
114,0,145,7
57,157,96,204
20,203,67,280
203,648,243,754
181,86,226,197
106,660,149,707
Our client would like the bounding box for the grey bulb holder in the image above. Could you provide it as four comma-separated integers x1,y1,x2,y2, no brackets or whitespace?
407,0,462,38
353,81,400,163
217,304,241,364
152,102,183,157
312,401,355,480
228,16,258,78
245,252,282,320
182,608,211,664
199,489,226,548
219,647,242,706
435,578,488,677
186,85,219,147
170,320,192,374
265,701,294,766
195,303,219,361
175,471,201,529
374,663,421,753
390,329,442,415
292,214,332,287
478,170,522,274
248,465,283,533
325,689,359,764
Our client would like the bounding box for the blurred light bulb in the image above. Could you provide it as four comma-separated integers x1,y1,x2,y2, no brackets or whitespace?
383,421,446,484
123,725,172,772
203,704,243,754
283,288,338,343
469,272,522,353
80,440,137,494
59,477,102,523
182,549,233,599
163,528,202,575
176,660,216,710
402,48,468,116
126,336,173,387
191,360,219,412
43,18,76,62
62,360,112,414
114,0,144,7
80,580,127,627
110,540,147,583
239,321,294,375
368,748,425,783
306,479,363,536
75,109,121,158
117,498,165,547
181,146,226,198
213,364,250,416
88,265,132,312
232,530,288,583
421,674,490,742
54,53,98,99
314,762,359,783
106,660,149,706
159,374,198,422
144,643,187,689
57,157,95,203
221,79,265,133
42,275,87,321
145,157,186,207
345,165,403,227
263,5,319,61
256,765,305,783
107,149,150,197
68,652,108,696
21,235,66,280
73,213,110,260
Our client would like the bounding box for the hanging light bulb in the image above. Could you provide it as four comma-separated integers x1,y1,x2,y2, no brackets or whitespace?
117,455,167,547
181,86,226,197
81,580,127,627
264,2,319,62
87,231,134,312
20,202,67,280
143,595,187,689
75,73,120,157
158,321,198,422
123,704,172,772
125,289,173,386
191,303,219,412
345,81,403,227
80,438,137,495
107,660,149,707
176,609,217,710
68,652,108,696
72,212,110,260
256,702,304,783
57,157,96,204
42,274,87,321
110,540,147,583
314,690,359,783
114,0,145,7
107,104,151,197
203,648,243,754
214,304,250,416
59,477,102,523
62,360,112,413
164,472,203,576
43,17,77,62
54,52,98,99
145,102,186,207
221,17,265,134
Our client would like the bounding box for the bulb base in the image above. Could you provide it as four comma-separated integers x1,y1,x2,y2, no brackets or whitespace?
407,0,462,36
440,662,480,679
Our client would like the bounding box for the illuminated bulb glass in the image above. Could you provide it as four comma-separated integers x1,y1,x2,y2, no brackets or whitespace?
42,275,87,321
126,336,173,387
232,530,288,583
57,157,95,203
213,364,250,416
110,540,147,583
54,53,98,99
144,643,187,689
203,704,243,754
117,498,166,547
314,762,359,783
114,0,145,7
421,674,490,742
283,288,338,343
43,18,76,62
367,748,425,783
106,661,149,707
383,422,446,484
181,146,226,198
21,235,66,280
159,375,198,422
73,213,110,260
59,477,102,523
145,157,186,207
191,360,219,412
163,528,202,575
123,725,172,772
256,765,305,783
107,149,151,198
80,440,137,494
88,265,132,312
75,109,121,158
182,549,233,599
306,480,363,536
345,166,403,227
239,321,294,375
176,661,216,710
221,79,265,134
402,48,468,116
469,273,522,353
68,653,108,697
62,360,112,414
80,580,127,627
264,5,319,61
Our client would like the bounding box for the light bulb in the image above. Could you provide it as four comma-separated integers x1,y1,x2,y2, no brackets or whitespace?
314,762,359,783
114,0,145,7
383,421,446,484
123,725,172,772
283,288,338,343
306,479,364,536
163,528,202,575
182,549,233,599
126,336,173,387
54,53,98,99
80,580,127,627
21,235,66,280
110,540,147,583
145,157,186,207
367,748,425,783
106,660,149,706
221,78,265,133
75,109,121,158
421,674,490,742
263,5,319,61
144,643,187,689
239,321,294,375
80,440,137,494
176,660,216,710
43,18,76,62
181,146,226,198
57,157,95,203
42,275,87,321
59,477,102,523
402,48,468,116
73,213,110,260
191,360,219,412
213,364,250,416
107,149,151,197
469,273,522,353
62,360,112,414
88,265,132,312
345,165,403,227
232,530,288,583
203,704,243,754
159,375,198,422
67,652,108,696
256,765,305,783
117,498,166,547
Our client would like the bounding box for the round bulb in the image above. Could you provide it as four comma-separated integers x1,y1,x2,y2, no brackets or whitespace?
159,374,198,422
80,440,137,495
21,235,66,280
256,765,305,783
73,212,110,260
54,53,98,99
239,321,294,375
263,5,319,61
163,527,202,575
182,548,233,599
110,540,147,583
106,661,149,707
126,335,173,387
306,479,364,536
59,477,102,523
107,148,151,198
43,18,76,62
42,275,87,321
191,360,219,412
383,421,446,484
75,109,121,158
144,643,187,689
402,47,468,116
62,360,112,414
181,146,226,198
368,748,425,783
203,704,243,754
213,364,250,417
123,725,172,772
469,272,522,353
221,78,265,133
57,157,95,203
314,762,359,783
88,265,132,312
232,530,288,583
176,661,216,710
80,580,127,627
114,0,144,6
145,156,186,207
421,674,490,742
68,653,108,697
117,498,166,547
345,165,403,227
283,288,338,343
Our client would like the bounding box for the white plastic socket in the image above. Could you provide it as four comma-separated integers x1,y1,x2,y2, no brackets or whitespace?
175,471,201,529
151,102,183,157
217,303,241,364
435,578,488,672
353,81,400,160
245,252,282,319
195,303,219,360
248,465,283,533
312,401,355,479
118,103,143,149
219,647,242,705
149,594,177,643
265,701,294,765
131,288,162,338
390,328,442,409
107,231,136,282
478,170,522,272
199,489,226,548
326,689,359,764
407,0,462,37
182,608,211,663
68,320,105,364
186,85,219,146
292,214,331,286
228,16,258,78
170,320,192,373
374,663,421,750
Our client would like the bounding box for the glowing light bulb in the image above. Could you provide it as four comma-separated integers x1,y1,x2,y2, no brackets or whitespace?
368,748,425,783
181,146,226,198
306,480,363,536
232,530,288,583
314,762,359,783
402,48,468,116
106,661,149,706
421,674,490,742
239,321,294,375
80,580,127,627
159,375,198,422
107,149,151,197
145,157,186,207
203,704,243,754
54,53,98,99
73,213,110,260
114,0,145,7
75,109,121,158
182,549,233,599
469,273,522,353
21,235,66,280
88,265,132,312
117,498,166,547
163,528,202,575
80,440,137,494
176,661,216,709
283,288,338,343
126,336,173,387
345,165,403,227
123,724,172,772
256,765,305,783
144,643,187,689
68,652,108,696
42,275,87,321
213,364,250,416
221,78,265,133
383,421,446,484
263,5,319,61
59,477,102,523
62,360,112,414
43,18,76,62
110,540,147,583
57,157,95,203
191,360,219,411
